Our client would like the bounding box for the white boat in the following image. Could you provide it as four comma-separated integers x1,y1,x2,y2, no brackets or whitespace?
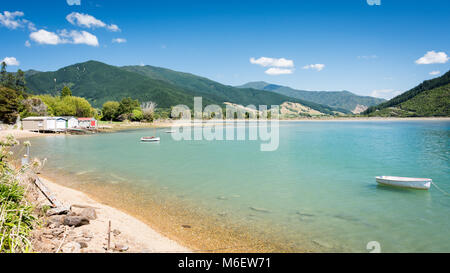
140,137,160,142
165,130,176,133
376,176,432,190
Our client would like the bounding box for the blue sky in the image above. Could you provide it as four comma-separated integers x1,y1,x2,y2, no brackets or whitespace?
1,0,449,99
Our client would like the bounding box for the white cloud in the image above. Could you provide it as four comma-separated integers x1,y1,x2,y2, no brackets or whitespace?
108,24,120,32
26,21,36,31
0,11,35,31
25,40,31,47
66,30,99,46
67,0,81,5
30,29,99,47
66,12,120,32
265,68,294,75
30,29,63,45
429,71,440,76
250,57,294,68
112,38,126,43
415,51,449,64
0,11,24,29
370,89,401,100
302,64,325,71
1,57,20,66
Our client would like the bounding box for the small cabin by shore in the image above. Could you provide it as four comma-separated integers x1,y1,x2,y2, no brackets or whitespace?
22,117,63,132
23,116,97,132
78,118,98,129
62,116,79,129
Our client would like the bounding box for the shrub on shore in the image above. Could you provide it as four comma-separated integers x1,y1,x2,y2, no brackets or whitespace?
101,98,158,122
0,136,36,253
34,94,96,118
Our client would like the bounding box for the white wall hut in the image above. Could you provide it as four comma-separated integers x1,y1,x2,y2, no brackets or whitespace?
78,118,98,129
55,117,67,131
22,117,57,132
62,116,79,129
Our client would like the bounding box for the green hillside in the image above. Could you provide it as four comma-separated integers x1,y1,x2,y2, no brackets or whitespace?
121,65,347,114
364,70,450,116
24,61,345,114
367,83,450,117
238,81,384,113
25,61,205,108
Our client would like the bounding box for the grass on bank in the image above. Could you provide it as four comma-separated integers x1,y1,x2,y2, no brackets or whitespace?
0,135,36,253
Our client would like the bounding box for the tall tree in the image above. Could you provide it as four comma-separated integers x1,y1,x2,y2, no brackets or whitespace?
15,69,26,93
61,86,72,97
5,73,16,89
118,97,140,115
0,62,6,86
0,86,20,124
101,101,120,121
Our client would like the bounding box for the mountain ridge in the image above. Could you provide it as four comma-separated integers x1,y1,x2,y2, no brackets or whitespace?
120,64,349,114
237,81,385,113
364,70,450,116
25,61,346,115
364,70,450,117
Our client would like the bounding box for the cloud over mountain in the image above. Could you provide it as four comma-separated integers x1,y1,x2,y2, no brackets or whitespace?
415,51,449,64
66,12,120,32
30,29,99,46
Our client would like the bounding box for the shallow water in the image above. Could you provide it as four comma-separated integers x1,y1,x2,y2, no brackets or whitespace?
27,121,450,252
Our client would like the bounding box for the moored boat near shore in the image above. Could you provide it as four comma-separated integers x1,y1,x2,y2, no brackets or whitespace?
141,136,160,142
376,176,432,190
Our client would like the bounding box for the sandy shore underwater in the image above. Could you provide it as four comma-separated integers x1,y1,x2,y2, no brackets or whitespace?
39,177,190,253
39,171,300,253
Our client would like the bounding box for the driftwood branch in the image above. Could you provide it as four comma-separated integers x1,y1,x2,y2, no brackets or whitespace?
33,177,63,208
107,220,111,251
71,204,101,210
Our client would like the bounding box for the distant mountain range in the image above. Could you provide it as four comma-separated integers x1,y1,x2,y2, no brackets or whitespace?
237,82,385,113
23,61,449,118
25,61,347,115
120,65,345,114
364,70,450,117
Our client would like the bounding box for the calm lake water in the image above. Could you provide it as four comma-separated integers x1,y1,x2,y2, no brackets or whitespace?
28,121,450,252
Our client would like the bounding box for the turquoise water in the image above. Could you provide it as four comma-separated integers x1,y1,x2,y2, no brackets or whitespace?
28,121,450,252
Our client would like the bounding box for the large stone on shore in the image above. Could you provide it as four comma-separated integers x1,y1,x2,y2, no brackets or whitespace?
63,216,90,227
79,207,97,220
62,242,81,253
45,215,66,228
46,206,71,217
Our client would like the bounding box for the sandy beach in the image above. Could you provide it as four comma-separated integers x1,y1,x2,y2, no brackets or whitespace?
0,129,56,140
36,177,190,253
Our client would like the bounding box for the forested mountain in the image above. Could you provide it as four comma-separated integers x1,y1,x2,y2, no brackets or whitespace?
364,70,450,116
238,81,384,113
25,61,203,108
21,60,346,115
121,65,348,114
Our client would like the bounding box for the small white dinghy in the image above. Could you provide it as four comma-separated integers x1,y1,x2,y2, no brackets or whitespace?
376,176,432,190
140,136,160,142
